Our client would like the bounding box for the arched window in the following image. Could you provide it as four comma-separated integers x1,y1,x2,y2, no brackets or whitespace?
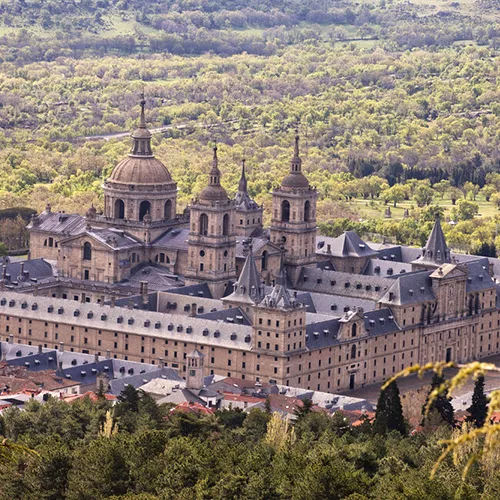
115,199,125,219
352,323,357,337
281,200,290,222
304,200,310,222
351,344,356,360
261,251,268,271
48,237,54,248
199,213,208,236
222,213,230,236
160,253,165,263
164,200,172,220
83,242,92,261
139,201,151,221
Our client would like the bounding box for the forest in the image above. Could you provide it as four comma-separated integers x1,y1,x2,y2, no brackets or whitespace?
1,0,500,252
0,374,499,500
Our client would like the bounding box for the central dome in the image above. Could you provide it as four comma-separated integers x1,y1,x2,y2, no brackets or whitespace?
108,156,173,185
199,184,228,202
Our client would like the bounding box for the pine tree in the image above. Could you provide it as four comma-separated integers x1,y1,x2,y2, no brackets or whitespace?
466,375,488,428
422,373,455,427
373,380,406,435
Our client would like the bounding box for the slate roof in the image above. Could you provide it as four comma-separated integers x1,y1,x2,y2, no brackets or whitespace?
412,219,451,267
28,211,86,236
235,236,277,259
109,367,183,396
121,265,182,291
234,161,260,211
362,259,410,277
316,232,377,258
296,266,392,301
0,258,54,284
167,283,213,299
225,250,264,305
379,271,435,306
152,228,189,250
84,228,142,251
260,252,295,309
295,291,376,316
464,258,496,292
0,291,253,351
196,307,251,326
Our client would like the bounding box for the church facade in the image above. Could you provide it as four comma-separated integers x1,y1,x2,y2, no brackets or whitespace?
1,99,498,393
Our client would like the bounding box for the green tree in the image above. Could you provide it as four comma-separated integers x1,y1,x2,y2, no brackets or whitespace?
456,199,479,221
381,184,407,207
466,375,488,428
373,380,406,435
413,184,434,207
294,398,313,421
422,374,455,428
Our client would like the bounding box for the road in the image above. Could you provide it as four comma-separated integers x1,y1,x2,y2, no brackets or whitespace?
81,120,237,142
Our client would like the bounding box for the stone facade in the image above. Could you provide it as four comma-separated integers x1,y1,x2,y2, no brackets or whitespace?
16,100,500,393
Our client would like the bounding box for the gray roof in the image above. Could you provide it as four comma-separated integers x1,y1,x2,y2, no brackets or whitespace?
295,291,376,316
464,258,496,292
296,266,392,301
225,250,264,305
0,258,54,285
316,232,377,258
235,236,277,259
121,265,182,291
84,228,142,251
363,259,411,277
260,252,295,309
234,161,260,211
168,283,213,299
28,210,86,236
0,291,253,351
196,307,251,326
412,219,451,267
109,367,183,396
379,271,435,306
152,228,189,250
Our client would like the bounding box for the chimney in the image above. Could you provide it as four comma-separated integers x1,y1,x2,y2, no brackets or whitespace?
33,285,39,296
8,334,14,344
100,295,105,305
159,357,165,368
58,361,63,371
140,281,148,296
94,352,99,363
2,264,6,280
27,250,31,261
106,349,111,359
38,344,43,354
81,293,86,303
20,262,24,276
327,244,331,253
127,298,134,310
110,295,116,308
59,341,64,352
23,270,29,280
191,303,197,317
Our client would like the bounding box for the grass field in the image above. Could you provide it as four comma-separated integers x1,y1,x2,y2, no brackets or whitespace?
351,195,500,222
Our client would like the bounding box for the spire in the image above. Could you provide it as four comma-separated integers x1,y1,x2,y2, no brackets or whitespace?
198,143,228,202
260,244,294,309
280,130,309,189
140,93,147,127
414,217,451,266
209,144,221,185
130,92,153,157
235,157,258,210
291,130,302,173
238,158,247,192
227,241,264,305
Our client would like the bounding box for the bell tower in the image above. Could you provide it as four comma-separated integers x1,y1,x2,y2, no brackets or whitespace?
185,146,237,298
186,349,205,390
270,134,318,277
